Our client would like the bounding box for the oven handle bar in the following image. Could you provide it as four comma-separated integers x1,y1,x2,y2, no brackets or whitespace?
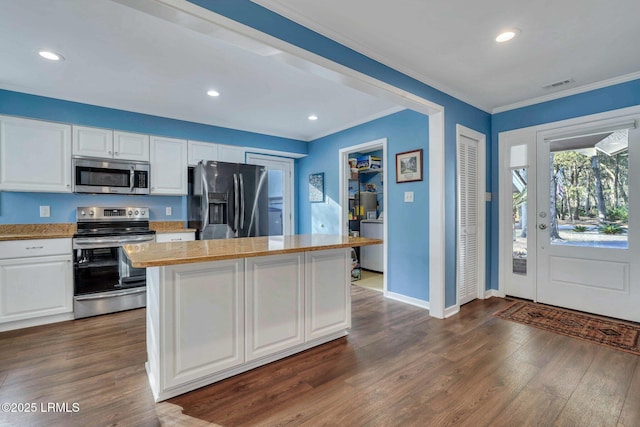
74,288,146,301
73,235,156,249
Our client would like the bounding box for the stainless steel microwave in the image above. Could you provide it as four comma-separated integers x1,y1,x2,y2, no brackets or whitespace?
72,158,150,194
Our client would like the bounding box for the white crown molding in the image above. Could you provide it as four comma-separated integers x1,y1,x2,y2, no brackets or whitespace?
251,0,492,113
493,71,640,114
307,106,405,141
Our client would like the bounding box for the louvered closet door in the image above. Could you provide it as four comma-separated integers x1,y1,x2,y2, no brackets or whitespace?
457,135,480,305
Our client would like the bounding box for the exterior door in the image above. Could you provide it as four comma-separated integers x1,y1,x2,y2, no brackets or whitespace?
536,117,639,322
246,154,294,236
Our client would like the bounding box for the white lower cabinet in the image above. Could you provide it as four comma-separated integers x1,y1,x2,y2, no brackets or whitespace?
305,248,351,341
0,239,73,327
246,253,304,361
157,259,245,390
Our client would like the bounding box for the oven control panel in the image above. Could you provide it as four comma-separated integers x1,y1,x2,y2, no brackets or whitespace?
76,206,150,221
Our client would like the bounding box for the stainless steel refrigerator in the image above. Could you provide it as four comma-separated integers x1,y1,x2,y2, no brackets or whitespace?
188,161,269,240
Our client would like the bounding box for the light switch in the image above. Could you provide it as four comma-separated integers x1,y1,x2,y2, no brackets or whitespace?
165,207,172,216
404,191,414,203
39,206,51,217
485,192,492,202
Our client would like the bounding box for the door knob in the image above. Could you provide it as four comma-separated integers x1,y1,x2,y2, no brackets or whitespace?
539,224,547,230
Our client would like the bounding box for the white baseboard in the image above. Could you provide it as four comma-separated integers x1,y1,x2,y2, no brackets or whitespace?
385,291,430,310
444,304,460,318
484,289,501,299
0,313,74,332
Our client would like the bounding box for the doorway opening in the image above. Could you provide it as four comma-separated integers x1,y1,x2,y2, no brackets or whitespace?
339,139,387,294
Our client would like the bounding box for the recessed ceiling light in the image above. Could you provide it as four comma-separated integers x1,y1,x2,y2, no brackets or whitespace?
308,115,318,121
207,90,220,97
38,50,64,61
495,29,519,43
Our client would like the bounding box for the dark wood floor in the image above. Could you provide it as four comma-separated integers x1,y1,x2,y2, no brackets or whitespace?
1,286,638,426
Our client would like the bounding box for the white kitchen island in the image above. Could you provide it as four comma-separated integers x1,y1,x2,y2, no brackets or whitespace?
123,234,382,402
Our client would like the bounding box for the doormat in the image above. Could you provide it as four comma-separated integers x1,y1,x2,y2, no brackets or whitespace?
493,300,640,356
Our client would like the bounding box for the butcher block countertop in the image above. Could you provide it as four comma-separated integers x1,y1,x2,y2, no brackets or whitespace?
0,223,76,241
123,234,382,268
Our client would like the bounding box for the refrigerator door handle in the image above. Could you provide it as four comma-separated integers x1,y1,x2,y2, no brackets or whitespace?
239,173,245,230
201,166,209,236
233,173,240,232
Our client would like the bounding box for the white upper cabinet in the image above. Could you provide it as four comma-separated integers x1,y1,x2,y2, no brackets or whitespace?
113,131,150,161
188,141,246,165
219,145,245,163
73,126,149,161
72,126,113,158
0,115,72,193
150,136,188,195
188,140,219,166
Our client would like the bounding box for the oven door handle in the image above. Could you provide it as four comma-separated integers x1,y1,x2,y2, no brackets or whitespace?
74,288,146,301
73,235,156,248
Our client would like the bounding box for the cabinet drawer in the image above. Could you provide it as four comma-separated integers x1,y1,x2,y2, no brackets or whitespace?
0,238,72,259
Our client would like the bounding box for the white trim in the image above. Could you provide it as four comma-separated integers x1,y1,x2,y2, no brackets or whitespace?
429,111,446,318
455,125,487,312
385,291,430,310
493,72,640,114
245,153,295,236
484,289,501,299
444,305,460,318
307,106,405,141
128,0,446,320
244,147,307,159
339,138,388,295
497,104,640,298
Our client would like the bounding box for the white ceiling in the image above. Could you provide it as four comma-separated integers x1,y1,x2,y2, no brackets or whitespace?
2,1,639,144
0,0,402,142
253,0,640,112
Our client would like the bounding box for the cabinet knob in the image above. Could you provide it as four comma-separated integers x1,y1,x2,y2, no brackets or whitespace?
114,152,119,155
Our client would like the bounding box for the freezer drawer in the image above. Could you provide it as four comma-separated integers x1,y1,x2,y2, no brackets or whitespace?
360,220,383,272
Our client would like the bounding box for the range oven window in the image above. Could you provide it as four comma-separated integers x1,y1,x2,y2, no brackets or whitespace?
74,247,120,295
74,247,145,295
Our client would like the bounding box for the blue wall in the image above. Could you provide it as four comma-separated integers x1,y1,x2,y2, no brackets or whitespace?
188,0,492,307
299,110,430,300
0,89,307,224
490,78,640,290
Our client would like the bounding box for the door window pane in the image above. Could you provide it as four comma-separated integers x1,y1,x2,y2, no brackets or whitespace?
267,169,284,236
512,168,528,274
549,130,628,249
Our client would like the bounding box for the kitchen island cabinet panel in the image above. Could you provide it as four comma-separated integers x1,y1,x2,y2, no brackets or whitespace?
156,259,245,390
246,253,304,361
305,249,351,341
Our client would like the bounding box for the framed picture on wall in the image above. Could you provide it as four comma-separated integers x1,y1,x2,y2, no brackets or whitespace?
309,172,324,202
396,149,423,183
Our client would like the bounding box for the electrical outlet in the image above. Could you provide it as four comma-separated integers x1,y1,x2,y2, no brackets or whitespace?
39,206,51,217
165,207,172,216
404,191,414,203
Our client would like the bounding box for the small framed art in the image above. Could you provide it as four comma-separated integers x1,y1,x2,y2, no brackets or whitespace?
308,172,324,202
396,149,423,183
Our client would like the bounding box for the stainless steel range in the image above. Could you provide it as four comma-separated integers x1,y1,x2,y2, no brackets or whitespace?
72,206,155,319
